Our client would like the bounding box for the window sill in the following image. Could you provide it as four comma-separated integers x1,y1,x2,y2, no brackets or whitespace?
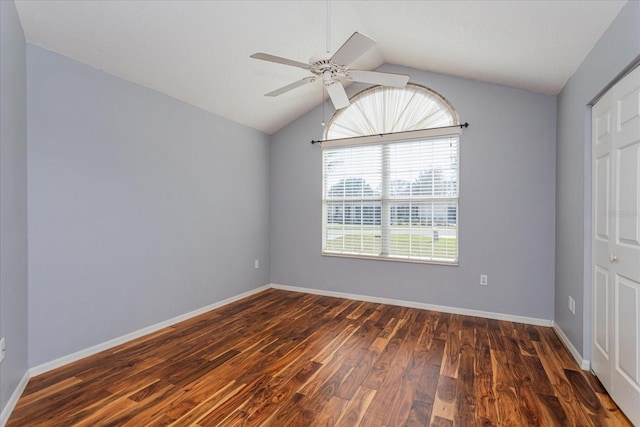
321,252,459,266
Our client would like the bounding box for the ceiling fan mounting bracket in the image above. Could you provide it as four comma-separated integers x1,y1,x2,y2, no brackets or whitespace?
309,52,332,66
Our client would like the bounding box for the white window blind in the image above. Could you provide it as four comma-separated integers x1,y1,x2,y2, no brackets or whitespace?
322,135,459,264
321,84,460,265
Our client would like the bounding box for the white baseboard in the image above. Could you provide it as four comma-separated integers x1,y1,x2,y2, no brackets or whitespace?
0,370,30,427
552,321,590,370
270,283,553,327
29,285,271,377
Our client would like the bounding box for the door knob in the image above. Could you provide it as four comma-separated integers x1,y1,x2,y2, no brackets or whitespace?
610,254,618,262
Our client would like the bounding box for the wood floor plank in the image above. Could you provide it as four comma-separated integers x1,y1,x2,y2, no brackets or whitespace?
430,415,454,427
415,310,440,353
514,321,538,357
454,325,476,427
334,386,376,427
533,334,596,427
7,289,632,427
167,380,242,427
596,392,634,426
564,368,606,419
536,392,569,426
14,376,83,408
308,395,347,427
406,399,433,426
503,334,545,426
240,360,322,426
429,374,457,424
361,315,408,389
474,322,497,426
335,349,376,400
439,314,461,379
522,354,555,396
415,360,441,406
365,350,412,425
379,318,424,426
296,363,353,425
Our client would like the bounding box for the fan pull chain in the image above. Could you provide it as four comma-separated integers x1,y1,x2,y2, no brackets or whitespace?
321,83,326,127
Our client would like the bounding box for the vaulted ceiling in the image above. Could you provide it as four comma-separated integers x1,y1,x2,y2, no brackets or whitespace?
14,0,627,134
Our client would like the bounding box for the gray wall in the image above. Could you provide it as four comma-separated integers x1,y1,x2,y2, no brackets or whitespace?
271,64,557,320
555,0,640,360
0,0,29,415
27,45,271,367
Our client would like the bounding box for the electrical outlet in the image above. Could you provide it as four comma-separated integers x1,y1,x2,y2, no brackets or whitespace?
254,259,259,269
0,337,5,363
568,296,576,315
480,274,488,286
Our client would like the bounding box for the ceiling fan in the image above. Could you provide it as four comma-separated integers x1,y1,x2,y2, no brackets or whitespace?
250,32,410,110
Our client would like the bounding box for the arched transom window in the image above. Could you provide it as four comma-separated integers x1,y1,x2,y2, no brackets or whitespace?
325,83,458,139
322,84,461,265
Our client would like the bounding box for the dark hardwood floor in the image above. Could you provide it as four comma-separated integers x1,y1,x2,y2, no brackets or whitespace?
8,289,632,426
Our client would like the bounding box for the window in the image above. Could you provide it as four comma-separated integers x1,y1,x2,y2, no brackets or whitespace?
322,84,460,265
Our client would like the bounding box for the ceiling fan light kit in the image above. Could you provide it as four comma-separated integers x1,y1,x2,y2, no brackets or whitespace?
251,32,410,110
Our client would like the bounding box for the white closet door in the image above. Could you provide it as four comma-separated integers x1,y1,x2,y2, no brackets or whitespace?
592,65,640,426
592,85,613,392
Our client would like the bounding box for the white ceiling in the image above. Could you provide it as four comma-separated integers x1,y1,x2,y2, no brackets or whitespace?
14,0,627,135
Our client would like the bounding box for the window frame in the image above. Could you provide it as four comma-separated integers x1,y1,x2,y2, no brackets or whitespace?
321,84,461,266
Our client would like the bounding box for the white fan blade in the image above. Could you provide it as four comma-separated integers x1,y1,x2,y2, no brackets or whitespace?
251,52,310,70
265,77,316,97
330,32,376,66
346,70,410,88
326,81,350,110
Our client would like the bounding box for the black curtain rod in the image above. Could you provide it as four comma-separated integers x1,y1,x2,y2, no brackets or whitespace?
310,122,469,145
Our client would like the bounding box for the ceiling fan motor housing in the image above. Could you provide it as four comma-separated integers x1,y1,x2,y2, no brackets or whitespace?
309,53,344,84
